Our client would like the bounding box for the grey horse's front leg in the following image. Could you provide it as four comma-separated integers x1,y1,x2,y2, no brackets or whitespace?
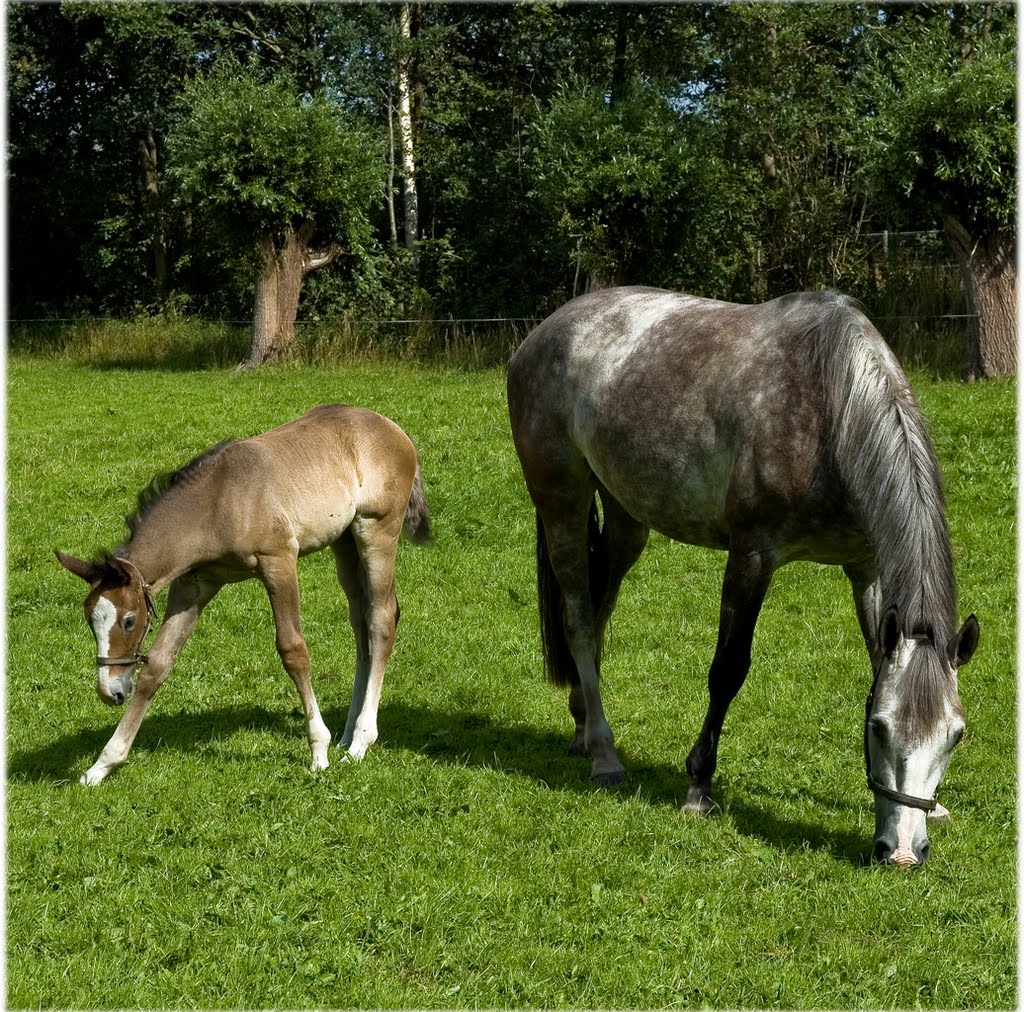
684,546,774,813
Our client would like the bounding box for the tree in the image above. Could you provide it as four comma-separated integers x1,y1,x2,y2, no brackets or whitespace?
529,81,699,292
166,65,381,368
395,3,420,274
7,1,206,312
867,5,1016,378
691,4,877,300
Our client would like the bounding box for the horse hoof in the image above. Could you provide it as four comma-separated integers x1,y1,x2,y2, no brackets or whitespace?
683,790,716,815
567,740,589,758
592,768,626,788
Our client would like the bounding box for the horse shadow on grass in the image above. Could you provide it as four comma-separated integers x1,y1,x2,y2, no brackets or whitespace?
6,705,293,785
9,698,869,865
367,700,871,867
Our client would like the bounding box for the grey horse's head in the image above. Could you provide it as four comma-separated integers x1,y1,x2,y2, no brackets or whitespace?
865,607,979,867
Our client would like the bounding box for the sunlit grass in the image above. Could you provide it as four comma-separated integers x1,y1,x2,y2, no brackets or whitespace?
7,358,1016,1009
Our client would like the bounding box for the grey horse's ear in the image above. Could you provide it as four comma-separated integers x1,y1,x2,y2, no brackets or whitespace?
56,551,102,584
878,606,902,660
948,614,980,669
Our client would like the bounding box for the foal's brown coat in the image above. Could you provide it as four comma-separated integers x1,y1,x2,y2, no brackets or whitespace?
59,405,429,785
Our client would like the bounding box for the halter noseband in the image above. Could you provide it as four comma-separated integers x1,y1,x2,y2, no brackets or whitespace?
865,775,937,813
95,559,156,670
863,634,939,814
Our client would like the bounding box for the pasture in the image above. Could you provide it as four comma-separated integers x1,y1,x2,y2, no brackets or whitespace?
7,355,1017,1009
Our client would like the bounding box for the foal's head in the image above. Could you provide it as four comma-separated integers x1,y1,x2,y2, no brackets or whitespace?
865,606,979,868
57,552,154,706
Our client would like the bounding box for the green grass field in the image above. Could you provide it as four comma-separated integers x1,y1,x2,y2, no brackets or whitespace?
6,354,1017,1009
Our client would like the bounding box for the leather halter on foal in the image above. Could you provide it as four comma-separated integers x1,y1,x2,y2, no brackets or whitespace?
862,633,939,814
95,559,156,670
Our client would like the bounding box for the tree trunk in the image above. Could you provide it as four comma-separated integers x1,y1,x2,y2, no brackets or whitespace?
384,90,399,247
239,223,341,371
241,230,282,370
396,3,419,275
944,216,1017,379
136,127,168,306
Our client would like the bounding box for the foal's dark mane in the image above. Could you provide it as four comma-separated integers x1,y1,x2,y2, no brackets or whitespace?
809,293,958,732
125,440,235,536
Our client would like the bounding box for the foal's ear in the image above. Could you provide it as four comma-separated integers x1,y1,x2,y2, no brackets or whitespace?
878,606,902,659
948,614,980,669
55,551,103,584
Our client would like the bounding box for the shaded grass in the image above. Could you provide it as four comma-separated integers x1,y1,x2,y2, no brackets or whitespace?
7,309,965,376
6,316,532,372
6,360,1016,1009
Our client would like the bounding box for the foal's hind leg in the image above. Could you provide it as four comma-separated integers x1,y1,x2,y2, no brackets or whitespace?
337,515,402,760
567,491,649,757
331,531,371,753
81,577,218,785
258,553,332,771
684,544,774,814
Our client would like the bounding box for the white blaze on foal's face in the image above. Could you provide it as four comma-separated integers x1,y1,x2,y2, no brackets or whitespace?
86,590,139,706
90,595,119,661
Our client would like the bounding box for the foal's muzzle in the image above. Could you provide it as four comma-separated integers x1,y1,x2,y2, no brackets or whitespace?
96,651,144,706
96,668,135,706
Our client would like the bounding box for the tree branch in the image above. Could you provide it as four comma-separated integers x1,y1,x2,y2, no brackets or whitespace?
303,246,342,273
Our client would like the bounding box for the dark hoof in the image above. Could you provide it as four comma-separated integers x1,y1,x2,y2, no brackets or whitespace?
683,788,716,815
592,769,626,788
567,740,589,758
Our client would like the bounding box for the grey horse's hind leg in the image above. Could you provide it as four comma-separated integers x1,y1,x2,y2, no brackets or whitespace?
684,545,774,814
568,490,649,758
538,492,626,785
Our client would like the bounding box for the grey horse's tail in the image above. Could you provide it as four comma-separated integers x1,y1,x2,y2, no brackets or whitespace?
403,464,432,545
536,499,609,687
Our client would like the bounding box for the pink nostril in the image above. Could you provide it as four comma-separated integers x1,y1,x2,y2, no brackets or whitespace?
890,847,919,868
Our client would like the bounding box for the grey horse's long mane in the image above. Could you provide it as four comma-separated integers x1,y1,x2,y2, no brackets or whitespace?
810,293,957,649
126,440,235,537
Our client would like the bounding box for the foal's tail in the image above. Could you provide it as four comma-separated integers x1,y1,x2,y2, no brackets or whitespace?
403,464,432,545
536,498,609,687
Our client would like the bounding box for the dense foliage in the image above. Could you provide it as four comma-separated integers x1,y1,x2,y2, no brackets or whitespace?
7,2,1016,370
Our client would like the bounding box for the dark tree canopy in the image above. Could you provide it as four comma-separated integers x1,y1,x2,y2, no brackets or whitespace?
7,0,1016,374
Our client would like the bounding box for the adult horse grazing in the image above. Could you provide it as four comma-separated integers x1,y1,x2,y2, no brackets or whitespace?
507,287,979,868
58,405,430,786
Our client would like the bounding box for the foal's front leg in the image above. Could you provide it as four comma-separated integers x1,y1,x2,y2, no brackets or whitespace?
81,578,217,785
258,553,332,771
